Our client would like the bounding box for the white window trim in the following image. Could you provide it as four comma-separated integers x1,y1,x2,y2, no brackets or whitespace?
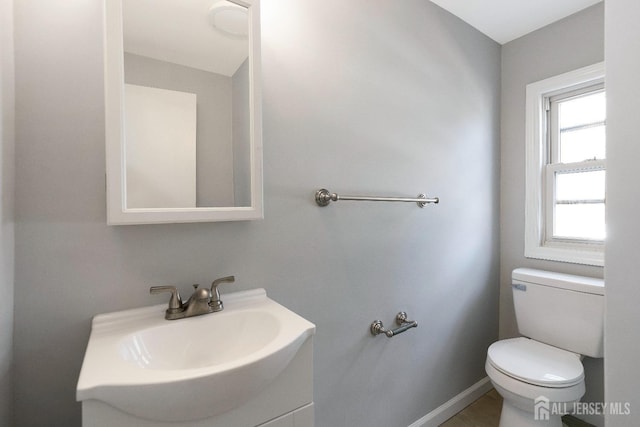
524,62,605,267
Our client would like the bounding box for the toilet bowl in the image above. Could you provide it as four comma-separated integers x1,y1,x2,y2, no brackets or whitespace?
486,337,585,426
486,269,604,426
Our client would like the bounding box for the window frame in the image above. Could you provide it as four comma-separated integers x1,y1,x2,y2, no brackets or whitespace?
524,62,605,267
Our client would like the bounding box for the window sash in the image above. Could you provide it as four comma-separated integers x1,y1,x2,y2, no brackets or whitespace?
548,83,605,164
544,160,606,245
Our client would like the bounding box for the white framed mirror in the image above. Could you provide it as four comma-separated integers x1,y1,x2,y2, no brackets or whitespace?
104,0,262,225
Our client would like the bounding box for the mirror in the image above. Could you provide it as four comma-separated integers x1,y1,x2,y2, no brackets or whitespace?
104,0,262,224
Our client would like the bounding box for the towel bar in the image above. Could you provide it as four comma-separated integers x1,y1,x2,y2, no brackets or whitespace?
315,189,438,208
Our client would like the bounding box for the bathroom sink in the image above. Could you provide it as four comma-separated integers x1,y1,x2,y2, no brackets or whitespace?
119,309,281,371
76,289,315,422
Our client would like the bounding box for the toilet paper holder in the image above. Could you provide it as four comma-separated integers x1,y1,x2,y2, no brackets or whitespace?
370,312,418,338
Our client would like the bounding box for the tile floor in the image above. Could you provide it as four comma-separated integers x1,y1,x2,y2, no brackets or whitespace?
440,389,595,427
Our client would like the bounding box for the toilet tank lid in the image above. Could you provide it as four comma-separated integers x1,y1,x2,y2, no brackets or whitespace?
512,268,604,295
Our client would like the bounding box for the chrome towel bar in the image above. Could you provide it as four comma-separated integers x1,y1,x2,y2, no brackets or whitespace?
315,188,439,208
370,312,418,338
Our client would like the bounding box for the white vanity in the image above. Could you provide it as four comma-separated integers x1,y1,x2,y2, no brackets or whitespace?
76,289,315,427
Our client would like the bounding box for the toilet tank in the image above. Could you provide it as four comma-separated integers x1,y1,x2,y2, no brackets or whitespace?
512,268,605,358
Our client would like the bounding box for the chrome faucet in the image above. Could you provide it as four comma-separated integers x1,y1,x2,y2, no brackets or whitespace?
150,275,235,320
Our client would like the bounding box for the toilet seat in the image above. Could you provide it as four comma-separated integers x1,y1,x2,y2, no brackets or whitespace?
487,337,584,388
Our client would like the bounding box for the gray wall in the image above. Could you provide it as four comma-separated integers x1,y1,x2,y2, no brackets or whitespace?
13,1,500,426
0,0,15,424
124,53,235,207
500,5,604,425
604,0,640,425
232,59,251,207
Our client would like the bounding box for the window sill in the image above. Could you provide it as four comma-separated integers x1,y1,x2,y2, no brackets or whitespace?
525,243,604,267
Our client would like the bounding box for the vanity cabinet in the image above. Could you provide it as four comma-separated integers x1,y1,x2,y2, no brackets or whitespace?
256,403,314,427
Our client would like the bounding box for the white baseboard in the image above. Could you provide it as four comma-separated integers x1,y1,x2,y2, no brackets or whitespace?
408,377,493,427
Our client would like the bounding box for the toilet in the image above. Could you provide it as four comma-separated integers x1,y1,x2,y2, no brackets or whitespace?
486,268,604,427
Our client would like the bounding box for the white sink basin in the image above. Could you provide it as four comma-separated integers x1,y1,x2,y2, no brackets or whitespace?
119,309,281,371
76,289,315,422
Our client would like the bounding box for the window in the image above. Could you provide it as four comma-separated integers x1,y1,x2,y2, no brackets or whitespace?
525,63,605,266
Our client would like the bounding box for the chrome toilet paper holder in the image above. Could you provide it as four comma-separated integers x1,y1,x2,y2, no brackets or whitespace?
370,312,418,338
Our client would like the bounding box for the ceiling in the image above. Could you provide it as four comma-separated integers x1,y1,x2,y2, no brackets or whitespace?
429,0,603,44
122,0,603,74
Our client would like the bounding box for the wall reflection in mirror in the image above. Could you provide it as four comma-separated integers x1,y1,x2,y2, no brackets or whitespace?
122,0,251,209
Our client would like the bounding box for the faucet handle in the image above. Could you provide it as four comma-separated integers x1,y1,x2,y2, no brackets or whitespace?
150,285,183,314
210,276,235,292
210,276,235,312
